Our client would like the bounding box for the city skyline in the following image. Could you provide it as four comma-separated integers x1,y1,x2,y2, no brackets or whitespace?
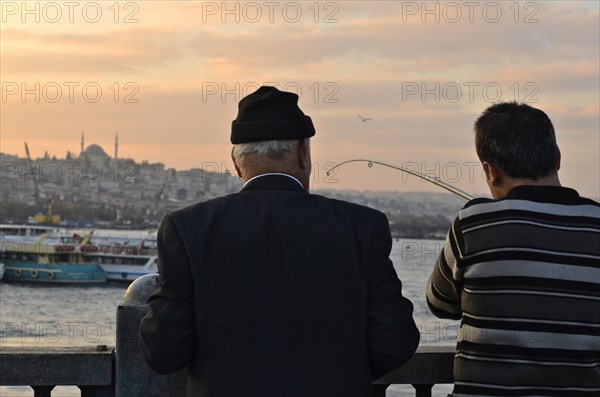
2,1,599,197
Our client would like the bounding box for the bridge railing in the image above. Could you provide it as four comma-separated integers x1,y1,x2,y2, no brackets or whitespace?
0,345,454,397
0,275,455,397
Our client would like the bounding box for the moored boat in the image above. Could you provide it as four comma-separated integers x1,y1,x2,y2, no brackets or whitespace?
80,244,158,282
92,253,158,282
0,231,107,284
81,230,158,282
0,224,160,283
0,224,63,244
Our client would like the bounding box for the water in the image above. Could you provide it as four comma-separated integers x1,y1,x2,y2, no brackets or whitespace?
0,239,455,396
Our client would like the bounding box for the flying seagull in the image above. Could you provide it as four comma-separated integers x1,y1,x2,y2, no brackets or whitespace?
357,114,372,122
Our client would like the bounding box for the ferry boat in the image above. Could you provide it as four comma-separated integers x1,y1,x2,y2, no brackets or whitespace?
0,224,63,244
0,226,107,283
0,224,158,283
80,230,159,282
85,251,158,282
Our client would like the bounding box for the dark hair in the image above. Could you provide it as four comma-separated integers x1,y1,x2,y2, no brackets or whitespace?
474,102,558,180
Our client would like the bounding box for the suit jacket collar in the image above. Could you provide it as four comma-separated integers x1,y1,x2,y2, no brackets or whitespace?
241,174,308,193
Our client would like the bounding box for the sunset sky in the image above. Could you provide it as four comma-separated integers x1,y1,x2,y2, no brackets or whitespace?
1,1,599,197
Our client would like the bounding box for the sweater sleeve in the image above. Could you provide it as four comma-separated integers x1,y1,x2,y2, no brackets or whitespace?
426,216,464,320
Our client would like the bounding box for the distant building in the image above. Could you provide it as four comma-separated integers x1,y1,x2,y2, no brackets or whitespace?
80,144,110,165
0,139,241,225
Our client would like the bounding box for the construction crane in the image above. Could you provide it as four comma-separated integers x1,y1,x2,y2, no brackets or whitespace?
154,176,168,211
24,142,40,205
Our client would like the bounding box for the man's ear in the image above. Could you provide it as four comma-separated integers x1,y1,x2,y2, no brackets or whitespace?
231,147,242,178
482,161,502,186
555,146,561,172
297,138,309,169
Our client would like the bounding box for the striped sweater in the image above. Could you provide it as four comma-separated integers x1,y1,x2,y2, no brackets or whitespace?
426,185,600,397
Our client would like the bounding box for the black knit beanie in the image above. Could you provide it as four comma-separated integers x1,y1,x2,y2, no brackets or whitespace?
231,86,316,144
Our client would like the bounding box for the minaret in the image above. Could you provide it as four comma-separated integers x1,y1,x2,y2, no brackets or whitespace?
114,133,119,160
81,132,84,154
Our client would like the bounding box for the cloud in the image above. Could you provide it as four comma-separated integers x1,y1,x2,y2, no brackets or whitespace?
1,27,187,75
1,1,598,196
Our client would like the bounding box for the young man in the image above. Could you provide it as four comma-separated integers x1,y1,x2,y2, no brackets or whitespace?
427,102,600,396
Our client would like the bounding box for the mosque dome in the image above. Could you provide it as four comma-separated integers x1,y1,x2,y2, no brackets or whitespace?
80,143,110,164
84,144,108,157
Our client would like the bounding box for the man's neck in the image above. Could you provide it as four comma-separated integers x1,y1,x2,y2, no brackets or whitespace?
494,173,562,199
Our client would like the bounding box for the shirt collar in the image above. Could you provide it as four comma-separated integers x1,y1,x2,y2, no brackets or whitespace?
243,173,304,189
505,185,581,202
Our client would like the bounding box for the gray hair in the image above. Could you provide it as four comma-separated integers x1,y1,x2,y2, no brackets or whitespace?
232,139,310,173
232,139,300,160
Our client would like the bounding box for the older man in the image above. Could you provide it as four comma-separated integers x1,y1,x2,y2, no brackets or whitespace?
140,86,419,397
427,102,600,396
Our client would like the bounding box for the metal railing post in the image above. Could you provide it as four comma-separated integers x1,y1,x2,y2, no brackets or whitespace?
413,383,434,397
32,385,54,397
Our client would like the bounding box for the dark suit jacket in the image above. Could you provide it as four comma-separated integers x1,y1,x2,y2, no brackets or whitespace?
139,174,419,397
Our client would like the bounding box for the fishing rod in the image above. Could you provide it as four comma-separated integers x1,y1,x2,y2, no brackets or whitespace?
325,159,476,201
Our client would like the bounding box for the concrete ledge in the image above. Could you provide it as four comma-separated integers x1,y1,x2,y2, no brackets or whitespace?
0,345,113,386
0,344,453,387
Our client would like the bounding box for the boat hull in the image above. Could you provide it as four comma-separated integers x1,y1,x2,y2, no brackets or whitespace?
2,262,107,283
100,263,158,282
